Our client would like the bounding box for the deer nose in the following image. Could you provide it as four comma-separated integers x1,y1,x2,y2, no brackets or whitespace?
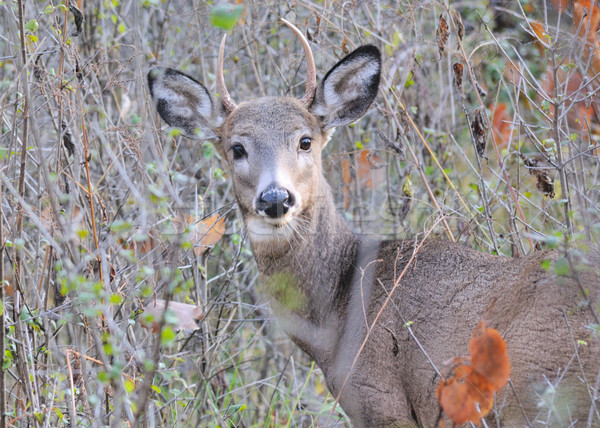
256,185,295,218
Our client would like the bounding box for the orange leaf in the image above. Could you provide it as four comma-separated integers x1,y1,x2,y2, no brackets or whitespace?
573,0,600,45
342,157,352,185
490,103,511,148
438,322,510,425
192,214,226,256
530,21,549,54
470,323,511,390
356,150,384,189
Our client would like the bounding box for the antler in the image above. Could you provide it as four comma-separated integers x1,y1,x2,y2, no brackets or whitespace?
217,34,237,113
216,21,316,112
281,19,317,108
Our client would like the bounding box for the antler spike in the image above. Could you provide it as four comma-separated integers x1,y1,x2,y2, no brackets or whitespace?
217,34,237,113
281,19,317,108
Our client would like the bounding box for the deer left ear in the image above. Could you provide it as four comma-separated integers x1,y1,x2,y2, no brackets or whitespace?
148,67,225,139
310,45,381,130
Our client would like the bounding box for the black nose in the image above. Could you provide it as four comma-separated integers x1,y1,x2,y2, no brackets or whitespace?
256,185,295,218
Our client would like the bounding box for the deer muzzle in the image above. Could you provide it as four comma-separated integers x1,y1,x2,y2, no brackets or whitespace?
255,185,295,219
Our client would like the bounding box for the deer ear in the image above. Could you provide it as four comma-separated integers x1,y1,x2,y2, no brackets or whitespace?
148,67,225,139
310,45,381,130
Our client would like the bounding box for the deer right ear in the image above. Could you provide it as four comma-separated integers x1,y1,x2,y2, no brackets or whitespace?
148,67,225,139
310,45,381,130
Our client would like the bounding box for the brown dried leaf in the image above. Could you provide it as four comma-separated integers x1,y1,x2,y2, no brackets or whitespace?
341,37,350,54
453,63,464,95
69,3,84,37
61,121,75,157
471,110,487,158
452,10,464,41
142,299,204,332
519,154,556,198
436,15,449,57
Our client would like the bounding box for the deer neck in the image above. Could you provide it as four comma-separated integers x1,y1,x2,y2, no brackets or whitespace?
249,176,359,334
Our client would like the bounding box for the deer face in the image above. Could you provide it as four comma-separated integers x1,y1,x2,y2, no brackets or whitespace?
148,20,381,245
219,97,327,242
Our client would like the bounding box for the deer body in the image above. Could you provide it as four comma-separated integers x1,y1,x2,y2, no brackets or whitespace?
148,21,600,427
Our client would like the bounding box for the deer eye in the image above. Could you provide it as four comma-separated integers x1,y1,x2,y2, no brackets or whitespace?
299,137,312,151
230,144,247,160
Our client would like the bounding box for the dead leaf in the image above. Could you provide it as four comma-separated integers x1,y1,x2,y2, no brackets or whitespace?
380,131,405,160
530,21,550,55
452,10,464,41
142,299,204,332
437,322,510,425
341,37,350,54
191,214,226,256
356,150,384,189
573,0,600,46
69,3,84,37
342,157,352,210
453,63,464,96
437,364,494,425
519,153,556,198
62,121,75,157
490,103,511,148
470,323,511,390
471,110,487,158
436,15,449,57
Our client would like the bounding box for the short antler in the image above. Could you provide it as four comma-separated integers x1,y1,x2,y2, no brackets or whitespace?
216,21,316,112
217,34,237,113
281,19,316,108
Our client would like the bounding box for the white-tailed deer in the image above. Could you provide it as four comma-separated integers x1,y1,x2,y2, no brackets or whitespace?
148,21,600,427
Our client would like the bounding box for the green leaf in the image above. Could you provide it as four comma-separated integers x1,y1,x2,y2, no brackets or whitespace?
161,327,176,345
210,4,244,30
553,258,570,276
541,259,551,271
124,379,135,393
109,293,123,305
25,19,39,33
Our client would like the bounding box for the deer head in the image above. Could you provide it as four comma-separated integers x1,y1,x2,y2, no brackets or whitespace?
147,20,380,249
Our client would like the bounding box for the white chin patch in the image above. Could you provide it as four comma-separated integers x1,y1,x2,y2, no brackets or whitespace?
247,216,295,243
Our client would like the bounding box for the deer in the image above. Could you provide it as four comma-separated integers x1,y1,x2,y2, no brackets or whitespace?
147,20,600,427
